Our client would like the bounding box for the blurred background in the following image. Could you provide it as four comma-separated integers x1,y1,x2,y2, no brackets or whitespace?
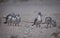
0,0,60,38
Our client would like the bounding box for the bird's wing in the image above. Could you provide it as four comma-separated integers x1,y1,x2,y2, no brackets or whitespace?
34,18,37,24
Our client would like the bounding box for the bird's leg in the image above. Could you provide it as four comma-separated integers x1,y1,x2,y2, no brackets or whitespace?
49,24,51,28
36,24,38,28
32,23,35,26
15,23,16,26
46,24,49,29
18,23,19,26
39,24,40,28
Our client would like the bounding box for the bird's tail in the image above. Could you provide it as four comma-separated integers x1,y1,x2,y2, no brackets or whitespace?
4,21,7,24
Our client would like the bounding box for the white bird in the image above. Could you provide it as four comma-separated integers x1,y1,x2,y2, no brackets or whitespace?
15,14,21,26
32,12,42,28
4,13,21,26
45,17,52,28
